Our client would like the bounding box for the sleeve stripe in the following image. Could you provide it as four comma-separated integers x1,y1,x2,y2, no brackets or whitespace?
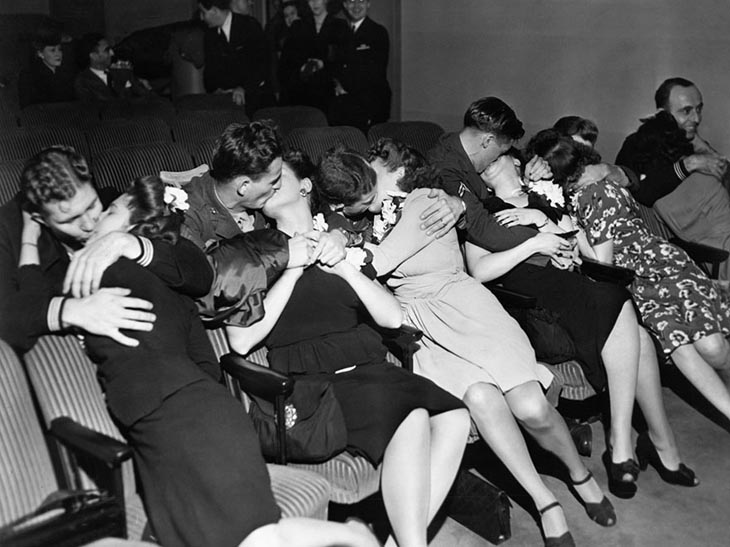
136,237,154,267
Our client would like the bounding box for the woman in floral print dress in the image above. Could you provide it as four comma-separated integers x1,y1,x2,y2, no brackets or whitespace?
528,129,730,426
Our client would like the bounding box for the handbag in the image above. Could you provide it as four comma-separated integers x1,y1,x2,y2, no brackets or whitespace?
0,490,124,547
506,306,577,364
248,376,348,463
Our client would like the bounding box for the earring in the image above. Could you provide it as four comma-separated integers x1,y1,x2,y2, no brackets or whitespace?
299,189,307,197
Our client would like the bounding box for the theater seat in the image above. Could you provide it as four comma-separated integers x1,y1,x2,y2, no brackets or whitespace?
0,126,89,162
86,118,173,158
19,101,100,129
252,105,328,138
92,142,193,193
0,159,24,205
284,126,368,162
367,121,445,157
170,110,249,155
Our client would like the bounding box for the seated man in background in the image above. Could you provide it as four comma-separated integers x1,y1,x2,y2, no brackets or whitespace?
0,146,212,354
329,0,391,132
616,77,730,281
74,32,154,102
198,0,275,114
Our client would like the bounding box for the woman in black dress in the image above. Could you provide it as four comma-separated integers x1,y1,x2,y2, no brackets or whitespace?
18,28,75,108
225,151,470,547
68,175,381,547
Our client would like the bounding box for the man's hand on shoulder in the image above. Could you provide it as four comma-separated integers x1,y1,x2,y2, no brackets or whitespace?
61,288,155,347
420,188,464,238
63,232,143,297
683,153,728,180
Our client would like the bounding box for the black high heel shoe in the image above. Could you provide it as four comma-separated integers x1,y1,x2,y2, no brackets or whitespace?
568,470,616,526
602,449,639,499
635,432,699,487
538,501,576,547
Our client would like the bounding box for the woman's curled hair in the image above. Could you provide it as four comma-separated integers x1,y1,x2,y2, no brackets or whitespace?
125,176,183,244
367,137,442,192
525,129,601,188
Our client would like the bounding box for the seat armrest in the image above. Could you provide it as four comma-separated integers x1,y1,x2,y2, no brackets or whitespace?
580,257,635,286
221,352,294,400
487,284,538,308
670,238,729,273
50,417,132,468
377,324,423,372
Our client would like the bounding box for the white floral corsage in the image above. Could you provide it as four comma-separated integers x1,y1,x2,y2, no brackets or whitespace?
164,186,189,212
526,179,565,209
372,191,407,243
312,213,329,232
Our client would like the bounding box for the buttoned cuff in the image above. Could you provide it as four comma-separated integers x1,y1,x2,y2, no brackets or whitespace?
675,160,690,180
47,296,66,332
136,236,154,267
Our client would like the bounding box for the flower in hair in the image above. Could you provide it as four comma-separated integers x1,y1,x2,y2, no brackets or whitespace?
164,186,189,212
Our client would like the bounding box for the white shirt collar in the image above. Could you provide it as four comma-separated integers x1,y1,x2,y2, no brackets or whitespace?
89,67,108,84
220,10,233,41
351,17,365,32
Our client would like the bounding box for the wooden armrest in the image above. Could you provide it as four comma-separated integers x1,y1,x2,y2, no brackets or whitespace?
670,238,729,265
50,417,132,468
580,257,635,286
221,352,294,400
487,284,537,308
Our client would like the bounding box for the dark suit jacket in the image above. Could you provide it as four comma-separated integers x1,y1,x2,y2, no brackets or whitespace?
74,67,151,102
0,194,213,353
428,132,542,257
331,16,391,124
203,13,274,112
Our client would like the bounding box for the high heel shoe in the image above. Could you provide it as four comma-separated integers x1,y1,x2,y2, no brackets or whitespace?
568,470,616,527
602,449,639,499
538,501,576,547
635,431,699,487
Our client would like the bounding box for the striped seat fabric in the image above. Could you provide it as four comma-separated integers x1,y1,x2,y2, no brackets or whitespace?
285,125,368,162
170,110,249,153
0,126,89,162
548,359,597,401
252,105,328,138
191,136,218,167
92,142,193,193
368,121,445,157
100,100,176,123
86,117,173,157
19,101,100,129
175,93,249,112
0,159,24,205
23,334,146,539
0,338,57,526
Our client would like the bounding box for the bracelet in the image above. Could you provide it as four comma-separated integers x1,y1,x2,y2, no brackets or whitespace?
21,241,38,246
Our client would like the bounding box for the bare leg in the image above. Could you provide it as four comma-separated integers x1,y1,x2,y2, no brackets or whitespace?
381,409,430,547
600,301,640,465
424,409,470,522
672,341,730,421
241,518,381,547
505,382,605,507
635,327,683,469
694,332,730,370
464,382,568,539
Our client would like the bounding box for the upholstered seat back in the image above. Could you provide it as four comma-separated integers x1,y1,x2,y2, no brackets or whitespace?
285,126,368,162
0,338,58,525
367,121,445,157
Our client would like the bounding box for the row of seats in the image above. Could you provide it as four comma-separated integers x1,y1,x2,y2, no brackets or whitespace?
0,120,445,202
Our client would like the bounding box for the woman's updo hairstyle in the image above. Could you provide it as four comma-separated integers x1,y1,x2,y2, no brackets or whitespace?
525,129,601,188
367,138,441,192
125,176,183,244
315,145,376,206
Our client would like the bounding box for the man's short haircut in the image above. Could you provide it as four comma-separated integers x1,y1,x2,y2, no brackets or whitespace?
463,97,525,142
314,145,376,207
655,77,697,110
553,116,599,146
76,32,104,69
20,146,93,213
199,0,230,10
210,121,282,183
